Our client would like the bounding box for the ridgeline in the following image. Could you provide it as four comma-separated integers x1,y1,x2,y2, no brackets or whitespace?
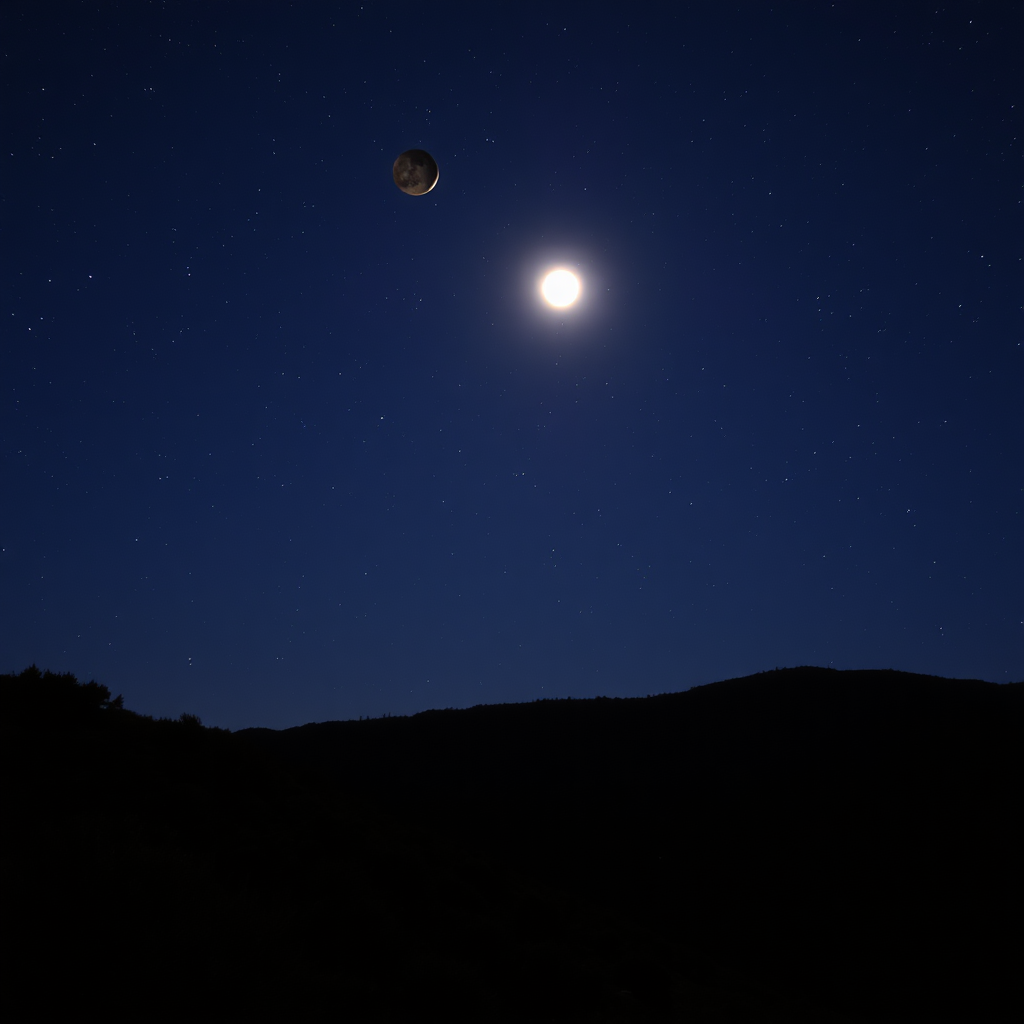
2,665,1020,1021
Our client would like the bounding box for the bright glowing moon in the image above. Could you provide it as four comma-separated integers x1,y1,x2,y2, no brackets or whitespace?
541,269,580,308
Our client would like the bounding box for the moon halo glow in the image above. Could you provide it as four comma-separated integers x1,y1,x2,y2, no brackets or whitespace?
540,269,581,308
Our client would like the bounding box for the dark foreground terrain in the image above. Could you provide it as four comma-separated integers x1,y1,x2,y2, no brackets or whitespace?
2,666,1021,1021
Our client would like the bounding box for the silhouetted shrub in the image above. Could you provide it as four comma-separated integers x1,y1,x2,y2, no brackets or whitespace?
0,664,124,721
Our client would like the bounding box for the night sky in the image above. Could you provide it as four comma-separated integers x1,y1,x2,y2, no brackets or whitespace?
2,3,1020,730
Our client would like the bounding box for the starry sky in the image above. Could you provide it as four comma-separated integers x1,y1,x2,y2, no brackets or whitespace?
2,3,1021,729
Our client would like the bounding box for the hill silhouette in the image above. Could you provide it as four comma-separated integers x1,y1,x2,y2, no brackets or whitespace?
2,665,1020,1021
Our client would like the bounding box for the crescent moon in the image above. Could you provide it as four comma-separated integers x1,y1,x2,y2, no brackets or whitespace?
393,149,439,196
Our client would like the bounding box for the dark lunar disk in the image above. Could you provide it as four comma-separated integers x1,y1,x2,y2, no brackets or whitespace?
393,149,439,196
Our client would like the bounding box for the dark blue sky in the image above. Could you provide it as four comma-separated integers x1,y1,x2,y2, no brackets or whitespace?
2,3,1020,729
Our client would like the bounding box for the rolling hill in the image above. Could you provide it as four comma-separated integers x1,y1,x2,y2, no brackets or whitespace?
3,665,1020,1020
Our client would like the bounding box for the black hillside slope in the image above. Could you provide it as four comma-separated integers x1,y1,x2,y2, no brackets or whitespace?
3,666,1021,1021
